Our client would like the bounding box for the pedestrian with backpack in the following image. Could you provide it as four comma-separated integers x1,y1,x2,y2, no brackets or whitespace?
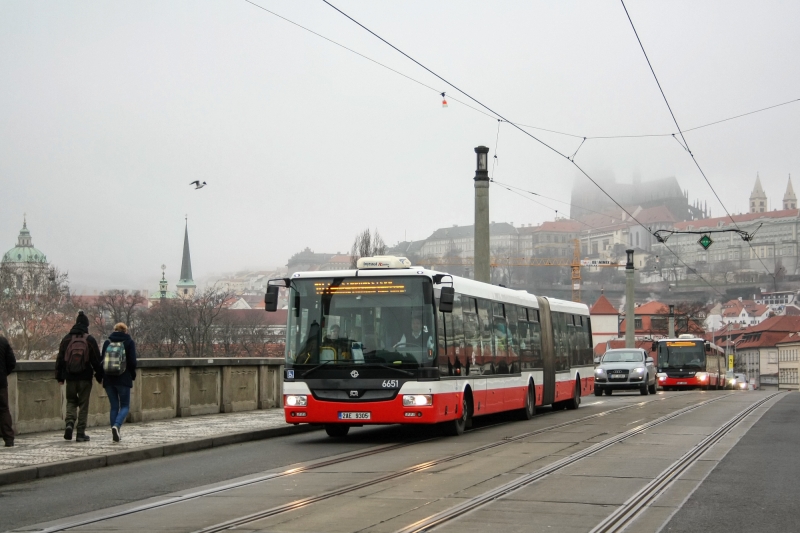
56,311,103,442
0,335,16,447
101,322,137,442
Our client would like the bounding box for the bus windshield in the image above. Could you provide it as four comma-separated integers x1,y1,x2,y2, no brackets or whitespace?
658,341,705,369
285,276,436,369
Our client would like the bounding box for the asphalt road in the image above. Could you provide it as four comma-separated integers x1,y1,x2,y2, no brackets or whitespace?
0,405,541,532
0,424,416,532
663,392,799,533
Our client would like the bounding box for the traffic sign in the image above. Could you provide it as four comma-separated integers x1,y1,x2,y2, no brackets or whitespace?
728,354,734,370
698,234,714,250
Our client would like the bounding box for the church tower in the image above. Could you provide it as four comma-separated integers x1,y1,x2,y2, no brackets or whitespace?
176,219,196,298
750,174,767,213
783,175,796,210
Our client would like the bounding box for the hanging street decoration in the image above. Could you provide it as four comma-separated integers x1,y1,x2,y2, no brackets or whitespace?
441,92,448,108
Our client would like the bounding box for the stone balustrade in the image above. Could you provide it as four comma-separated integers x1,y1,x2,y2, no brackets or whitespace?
5,358,285,435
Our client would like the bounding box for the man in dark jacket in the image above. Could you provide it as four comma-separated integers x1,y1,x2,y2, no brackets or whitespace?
0,335,16,447
56,311,103,442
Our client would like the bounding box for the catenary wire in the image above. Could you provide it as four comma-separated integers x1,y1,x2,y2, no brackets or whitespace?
491,180,620,222
243,1,798,141
244,0,740,294
321,0,727,295
619,0,774,281
491,119,501,179
320,0,651,233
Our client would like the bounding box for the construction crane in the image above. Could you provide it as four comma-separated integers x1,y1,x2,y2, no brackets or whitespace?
420,240,621,304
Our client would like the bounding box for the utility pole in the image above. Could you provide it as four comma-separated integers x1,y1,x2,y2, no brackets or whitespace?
625,249,635,348
474,146,490,284
668,304,675,338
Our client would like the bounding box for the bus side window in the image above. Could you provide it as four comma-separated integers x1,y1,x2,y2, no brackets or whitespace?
506,305,519,373
553,312,569,371
529,308,543,369
582,316,592,366
462,297,479,376
567,315,576,368
477,299,493,374
438,310,449,375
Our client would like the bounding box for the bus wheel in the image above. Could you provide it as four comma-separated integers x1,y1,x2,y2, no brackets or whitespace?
443,396,469,436
519,383,535,420
324,424,350,438
566,382,581,410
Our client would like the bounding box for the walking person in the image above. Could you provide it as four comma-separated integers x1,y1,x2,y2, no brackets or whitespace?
0,335,16,447
101,323,137,442
56,311,103,442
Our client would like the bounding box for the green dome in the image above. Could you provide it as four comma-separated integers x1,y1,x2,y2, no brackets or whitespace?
2,218,48,264
3,246,47,263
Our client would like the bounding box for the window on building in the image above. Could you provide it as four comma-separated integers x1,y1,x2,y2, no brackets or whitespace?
634,318,642,329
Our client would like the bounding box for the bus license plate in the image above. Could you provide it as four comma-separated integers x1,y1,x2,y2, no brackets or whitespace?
677,381,687,385
339,412,370,420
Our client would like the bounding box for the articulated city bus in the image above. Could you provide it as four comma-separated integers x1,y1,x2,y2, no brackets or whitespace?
654,336,725,390
266,256,594,437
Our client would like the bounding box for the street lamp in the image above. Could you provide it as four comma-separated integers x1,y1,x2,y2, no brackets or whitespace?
625,249,635,348
475,146,489,173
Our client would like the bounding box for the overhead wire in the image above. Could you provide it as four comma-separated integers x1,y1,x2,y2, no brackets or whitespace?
620,0,775,282
243,1,798,140
320,0,652,234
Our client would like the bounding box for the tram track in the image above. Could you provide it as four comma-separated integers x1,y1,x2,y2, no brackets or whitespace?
393,394,730,533
588,391,782,533
32,394,680,533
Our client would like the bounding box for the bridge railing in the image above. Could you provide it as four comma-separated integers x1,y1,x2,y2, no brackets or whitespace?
6,358,285,435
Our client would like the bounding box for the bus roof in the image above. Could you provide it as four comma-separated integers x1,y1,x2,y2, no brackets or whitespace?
288,266,589,316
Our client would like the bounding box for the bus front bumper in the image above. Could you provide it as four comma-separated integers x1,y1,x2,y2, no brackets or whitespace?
657,374,709,388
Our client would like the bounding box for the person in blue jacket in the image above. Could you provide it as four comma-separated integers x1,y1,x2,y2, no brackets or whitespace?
101,323,137,442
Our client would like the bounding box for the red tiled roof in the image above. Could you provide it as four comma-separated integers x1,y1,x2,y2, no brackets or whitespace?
775,332,800,345
746,315,800,333
590,295,618,315
674,209,799,231
737,331,792,350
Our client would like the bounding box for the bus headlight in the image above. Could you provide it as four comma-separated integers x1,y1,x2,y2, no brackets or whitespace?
403,394,433,406
657,373,667,381
285,395,307,407
696,372,708,382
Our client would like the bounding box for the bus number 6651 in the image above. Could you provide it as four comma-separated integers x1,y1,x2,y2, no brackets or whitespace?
382,380,399,388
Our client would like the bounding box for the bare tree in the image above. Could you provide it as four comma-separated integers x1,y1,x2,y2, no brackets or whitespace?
85,290,147,339
136,302,182,357
0,262,73,359
170,286,234,358
349,228,386,268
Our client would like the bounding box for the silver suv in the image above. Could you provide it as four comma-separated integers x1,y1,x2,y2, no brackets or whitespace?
594,348,657,396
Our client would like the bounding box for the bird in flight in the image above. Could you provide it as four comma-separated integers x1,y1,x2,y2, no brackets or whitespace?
190,181,207,189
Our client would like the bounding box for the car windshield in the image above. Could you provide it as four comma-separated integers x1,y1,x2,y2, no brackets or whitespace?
602,351,643,363
285,276,436,370
658,340,705,369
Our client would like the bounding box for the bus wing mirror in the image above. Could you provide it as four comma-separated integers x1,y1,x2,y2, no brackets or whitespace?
439,287,455,313
651,341,658,352
705,342,711,353
265,286,280,312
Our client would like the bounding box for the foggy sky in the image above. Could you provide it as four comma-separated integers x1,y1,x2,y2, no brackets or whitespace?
2,0,798,293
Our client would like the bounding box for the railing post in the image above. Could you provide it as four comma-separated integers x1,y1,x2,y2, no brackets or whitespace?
178,366,191,417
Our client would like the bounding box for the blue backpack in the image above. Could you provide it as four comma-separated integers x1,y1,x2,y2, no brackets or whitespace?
103,341,127,376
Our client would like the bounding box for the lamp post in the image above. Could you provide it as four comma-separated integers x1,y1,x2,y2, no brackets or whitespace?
625,249,635,348
474,146,490,284
668,304,675,338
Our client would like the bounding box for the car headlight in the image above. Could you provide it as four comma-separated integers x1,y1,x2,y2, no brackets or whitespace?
657,373,667,381
595,368,606,375
630,367,645,374
285,395,307,407
403,394,433,407
739,382,747,389
696,372,708,381
729,378,736,384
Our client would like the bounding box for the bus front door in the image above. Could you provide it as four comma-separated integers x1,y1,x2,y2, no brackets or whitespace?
537,297,556,406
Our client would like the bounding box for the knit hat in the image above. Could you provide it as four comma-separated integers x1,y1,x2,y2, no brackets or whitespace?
76,311,89,328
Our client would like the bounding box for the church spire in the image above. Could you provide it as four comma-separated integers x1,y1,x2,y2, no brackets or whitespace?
784,174,796,210
750,173,767,213
176,218,196,298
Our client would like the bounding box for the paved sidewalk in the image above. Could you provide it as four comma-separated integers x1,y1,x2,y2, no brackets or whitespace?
0,410,316,485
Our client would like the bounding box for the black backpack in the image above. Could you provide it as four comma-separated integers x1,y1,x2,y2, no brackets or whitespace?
65,334,89,374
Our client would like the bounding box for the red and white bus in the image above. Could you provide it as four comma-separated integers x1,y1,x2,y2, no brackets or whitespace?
266,256,594,437
654,336,725,390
